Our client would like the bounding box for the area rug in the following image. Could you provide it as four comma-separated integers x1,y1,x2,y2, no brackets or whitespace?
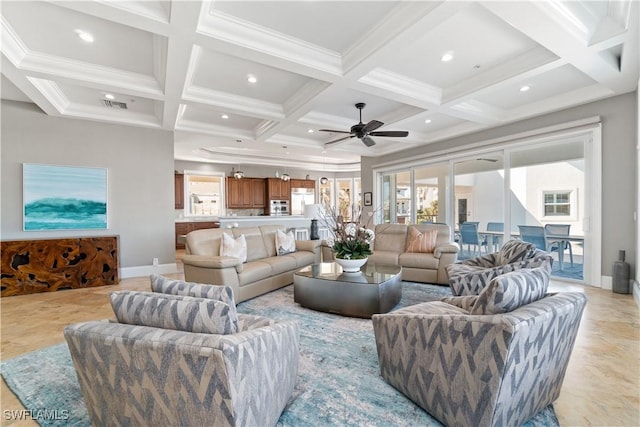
1,282,559,426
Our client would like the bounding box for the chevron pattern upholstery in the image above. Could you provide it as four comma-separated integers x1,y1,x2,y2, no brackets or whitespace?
372,289,587,427
446,240,554,296
64,303,299,426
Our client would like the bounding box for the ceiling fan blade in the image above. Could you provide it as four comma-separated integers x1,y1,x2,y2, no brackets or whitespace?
318,129,352,134
361,135,376,147
368,131,409,137
325,135,355,146
362,120,384,133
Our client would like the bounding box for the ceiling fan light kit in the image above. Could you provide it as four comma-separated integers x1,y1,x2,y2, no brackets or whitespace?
320,103,409,148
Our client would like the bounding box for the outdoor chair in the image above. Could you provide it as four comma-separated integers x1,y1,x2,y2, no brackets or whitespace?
459,222,488,256
486,221,504,251
518,225,547,249
545,224,574,267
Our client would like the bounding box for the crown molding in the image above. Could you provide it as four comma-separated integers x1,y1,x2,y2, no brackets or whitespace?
25,77,69,113
176,119,256,140
197,5,342,78
182,84,284,121
358,68,442,105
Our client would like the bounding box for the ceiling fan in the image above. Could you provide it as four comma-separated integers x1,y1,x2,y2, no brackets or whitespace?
320,103,409,147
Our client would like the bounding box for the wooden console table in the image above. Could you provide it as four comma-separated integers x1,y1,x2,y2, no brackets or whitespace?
1,236,119,297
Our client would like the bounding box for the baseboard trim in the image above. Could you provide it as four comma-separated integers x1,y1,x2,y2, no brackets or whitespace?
120,263,179,279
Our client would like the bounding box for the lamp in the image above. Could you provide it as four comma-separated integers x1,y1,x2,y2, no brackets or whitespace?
304,203,324,240
231,167,244,179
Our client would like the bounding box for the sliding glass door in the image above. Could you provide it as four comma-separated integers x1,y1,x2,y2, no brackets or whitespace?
509,140,585,281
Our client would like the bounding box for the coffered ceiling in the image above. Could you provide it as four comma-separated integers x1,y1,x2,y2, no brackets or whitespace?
2,1,638,172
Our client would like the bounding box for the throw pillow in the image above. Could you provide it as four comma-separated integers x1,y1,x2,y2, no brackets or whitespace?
470,267,550,315
405,226,437,253
497,239,536,265
110,291,238,334
276,229,296,255
149,274,237,319
220,232,247,262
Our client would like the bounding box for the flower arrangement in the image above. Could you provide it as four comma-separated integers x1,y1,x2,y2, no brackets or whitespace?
321,205,375,260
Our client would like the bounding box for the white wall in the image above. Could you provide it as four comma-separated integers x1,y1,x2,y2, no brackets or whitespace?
1,101,175,272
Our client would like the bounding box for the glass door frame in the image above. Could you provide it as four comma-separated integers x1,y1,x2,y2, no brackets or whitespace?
373,123,601,286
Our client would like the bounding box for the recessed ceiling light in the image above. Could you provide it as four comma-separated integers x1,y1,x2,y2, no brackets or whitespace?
74,29,94,43
441,51,454,62
104,93,115,100
424,119,432,124
307,129,314,133
520,85,531,92
247,74,257,84
221,114,229,119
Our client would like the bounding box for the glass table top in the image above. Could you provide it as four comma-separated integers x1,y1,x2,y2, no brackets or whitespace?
295,262,401,285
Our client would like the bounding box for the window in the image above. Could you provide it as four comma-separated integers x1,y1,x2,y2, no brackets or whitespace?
543,191,572,216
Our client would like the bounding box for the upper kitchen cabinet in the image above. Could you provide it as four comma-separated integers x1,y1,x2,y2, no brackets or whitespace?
290,179,315,189
266,178,290,201
174,173,184,210
226,177,265,208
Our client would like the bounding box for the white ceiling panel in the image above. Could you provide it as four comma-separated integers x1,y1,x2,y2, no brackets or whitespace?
384,3,541,89
2,1,157,74
1,0,637,170
181,105,263,130
474,64,598,110
56,82,157,114
192,48,312,104
213,1,400,53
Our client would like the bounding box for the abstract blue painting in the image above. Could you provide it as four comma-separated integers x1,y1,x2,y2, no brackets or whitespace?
23,164,107,231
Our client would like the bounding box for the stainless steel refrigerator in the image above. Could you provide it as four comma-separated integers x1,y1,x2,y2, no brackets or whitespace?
291,187,315,215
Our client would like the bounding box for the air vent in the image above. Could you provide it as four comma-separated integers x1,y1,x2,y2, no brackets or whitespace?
102,100,128,109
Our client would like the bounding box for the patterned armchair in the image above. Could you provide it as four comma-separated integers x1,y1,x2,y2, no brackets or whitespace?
446,239,553,296
372,268,587,427
64,276,299,427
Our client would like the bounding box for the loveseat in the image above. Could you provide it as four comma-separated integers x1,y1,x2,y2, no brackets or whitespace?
182,225,321,303
367,223,459,285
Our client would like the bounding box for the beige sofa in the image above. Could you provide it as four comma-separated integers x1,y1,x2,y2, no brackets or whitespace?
367,223,459,285
182,225,321,303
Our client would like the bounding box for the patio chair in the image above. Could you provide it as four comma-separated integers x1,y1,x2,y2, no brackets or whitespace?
518,225,546,249
545,224,574,267
486,221,504,251
459,222,487,256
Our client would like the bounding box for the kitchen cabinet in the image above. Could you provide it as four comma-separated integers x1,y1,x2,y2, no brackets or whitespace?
174,173,184,210
290,179,315,189
267,178,291,200
175,221,220,249
226,178,265,208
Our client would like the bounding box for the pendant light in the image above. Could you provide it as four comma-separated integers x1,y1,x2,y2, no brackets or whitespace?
231,166,244,179
319,152,328,184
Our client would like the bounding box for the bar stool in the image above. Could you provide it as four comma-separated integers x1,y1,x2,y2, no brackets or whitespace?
294,228,309,240
318,227,331,240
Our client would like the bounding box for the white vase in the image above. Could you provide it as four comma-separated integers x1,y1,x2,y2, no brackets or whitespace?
335,257,368,273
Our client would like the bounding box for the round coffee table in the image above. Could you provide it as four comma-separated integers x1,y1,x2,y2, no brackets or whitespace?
293,262,402,318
